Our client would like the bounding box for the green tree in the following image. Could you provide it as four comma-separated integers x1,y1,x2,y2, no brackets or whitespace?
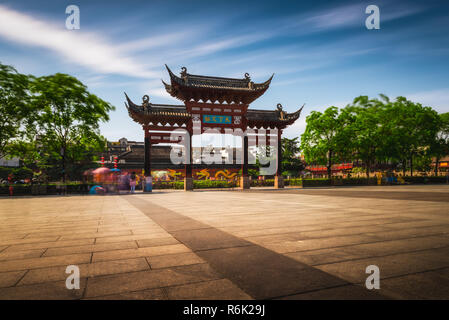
301,106,347,179
431,112,449,174
253,144,275,176
343,95,386,177
386,97,440,176
299,95,443,178
281,137,304,176
28,73,114,181
0,63,31,156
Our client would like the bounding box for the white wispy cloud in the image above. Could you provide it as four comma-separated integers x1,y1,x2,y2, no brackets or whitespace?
0,5,157,78
408,88,449,113
1,2,409,82
177,33,272,60
304,4,363,30
115,31,195,53
141,82,173,100
283,117,306,140
283,2,424,34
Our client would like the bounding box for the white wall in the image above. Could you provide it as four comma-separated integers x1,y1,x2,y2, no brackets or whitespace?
0,157,20,167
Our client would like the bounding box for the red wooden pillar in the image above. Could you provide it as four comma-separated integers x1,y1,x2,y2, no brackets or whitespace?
242,135,248,177
275,128,284,188
240,131,250,189
184,126,193,190
144,127,151,176
144,127,152,192
276,128,282,176
185,129,192,177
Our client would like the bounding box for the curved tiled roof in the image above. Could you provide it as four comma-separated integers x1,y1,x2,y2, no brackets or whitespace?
163,65,273,104
126,92,303,129
125,93,190,126
247,104,304,128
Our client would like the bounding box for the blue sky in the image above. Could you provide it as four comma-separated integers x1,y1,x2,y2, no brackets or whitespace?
1,0,449,142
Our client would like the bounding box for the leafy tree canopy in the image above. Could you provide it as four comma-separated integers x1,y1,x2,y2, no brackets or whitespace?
301,95,444,177
281,137,304,175
28,73,115,180
300,106,348,178
0,62,31,156
3,68,115,181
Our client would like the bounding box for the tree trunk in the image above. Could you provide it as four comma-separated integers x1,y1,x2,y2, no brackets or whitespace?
62,153,66,183
327,150,332,180
410,155,413,177
61,144,66,183
365,161,370,178
402,159,406,176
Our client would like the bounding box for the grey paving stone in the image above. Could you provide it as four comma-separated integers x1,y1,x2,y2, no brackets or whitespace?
197,245,347,299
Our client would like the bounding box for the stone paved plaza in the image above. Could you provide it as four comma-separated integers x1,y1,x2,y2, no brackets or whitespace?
0,185,448,300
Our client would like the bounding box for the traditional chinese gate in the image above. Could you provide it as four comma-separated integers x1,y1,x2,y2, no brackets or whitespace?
125,65,302,191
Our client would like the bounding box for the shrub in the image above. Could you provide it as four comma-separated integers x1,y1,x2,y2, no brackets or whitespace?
194,180,237,188
0,166,33,181
5,184,32,195
153,180,238,189
340,177,377,185
1,175,446,196
402,176,447,184
302,178,331,187
285,178,303,186
153,181,184,189
251,179,274,187
0,185,9,195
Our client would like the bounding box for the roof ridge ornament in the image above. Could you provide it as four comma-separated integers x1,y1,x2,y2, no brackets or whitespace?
181,67,187,77
142,95,151,112
277,103,286,120
245,73,254,89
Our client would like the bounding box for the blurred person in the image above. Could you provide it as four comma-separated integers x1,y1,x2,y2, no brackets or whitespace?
125,172,131,193
130,172,137,194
